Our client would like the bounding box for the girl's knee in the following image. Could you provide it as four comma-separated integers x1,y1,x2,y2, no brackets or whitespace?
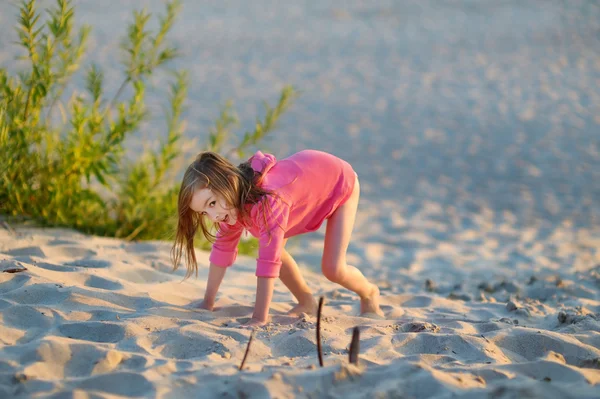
321,261,345,283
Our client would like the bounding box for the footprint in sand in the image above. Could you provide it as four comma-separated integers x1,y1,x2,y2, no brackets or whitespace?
361,311,388,320
84,275,123,291
214,328,248,342
153,332,229,359
116,268,167,284
59,322,125,343
399,295,434,308
1,304,54,330
62,345,116,378
46,239,80,246
65,257,110,269
0,273,30,295
3,246,46,258
120,354,151,371
124,242,160,253
4,283,70,305
400,321,441,333
75,372,154,397
43,246,97,259
33,261,79,272
272,331,327,358
211,305,255,318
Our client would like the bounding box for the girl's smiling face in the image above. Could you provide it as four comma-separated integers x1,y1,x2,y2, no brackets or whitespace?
190,187,238,225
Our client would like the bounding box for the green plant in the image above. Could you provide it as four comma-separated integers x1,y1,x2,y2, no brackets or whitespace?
0,0,298,250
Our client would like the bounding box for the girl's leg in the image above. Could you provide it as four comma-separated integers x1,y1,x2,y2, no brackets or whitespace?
321,177,384,316
279,240,317,315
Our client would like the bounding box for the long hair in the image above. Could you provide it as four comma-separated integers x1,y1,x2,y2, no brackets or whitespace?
170,151,274,278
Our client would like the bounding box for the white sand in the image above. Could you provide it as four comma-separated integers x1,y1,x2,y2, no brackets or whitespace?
1,222,599,399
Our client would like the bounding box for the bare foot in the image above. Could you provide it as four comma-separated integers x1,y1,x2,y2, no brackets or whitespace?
195,299,214,311
287,294,318,317
360,284,384,318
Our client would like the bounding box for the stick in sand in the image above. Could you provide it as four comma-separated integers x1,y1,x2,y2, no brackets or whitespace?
316,296,324,367
2,268,27,273
239,329,255,371
349,326,360,364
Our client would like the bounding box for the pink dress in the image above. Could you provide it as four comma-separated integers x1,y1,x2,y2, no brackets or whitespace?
209,150,356,277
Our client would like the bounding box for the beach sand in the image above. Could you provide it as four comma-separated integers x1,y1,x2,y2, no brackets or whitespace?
1,0,600,397
1,222,599,398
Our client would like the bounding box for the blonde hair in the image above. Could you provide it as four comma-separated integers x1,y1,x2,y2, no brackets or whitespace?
170,151,275,278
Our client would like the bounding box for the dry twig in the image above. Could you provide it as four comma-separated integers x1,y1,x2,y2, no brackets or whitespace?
349,326,360,364
316,296,324,367
2,267,27,274
239,329,255,371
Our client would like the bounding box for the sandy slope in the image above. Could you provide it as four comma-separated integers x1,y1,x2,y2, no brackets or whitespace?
1,225,599,398
1,1,600,397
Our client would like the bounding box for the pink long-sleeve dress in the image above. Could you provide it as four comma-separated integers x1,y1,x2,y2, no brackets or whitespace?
209,150,356,277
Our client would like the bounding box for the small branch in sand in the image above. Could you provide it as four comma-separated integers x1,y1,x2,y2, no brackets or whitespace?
316,296,324,367
2,267,27,274
239,329,255,371
349,326,360,364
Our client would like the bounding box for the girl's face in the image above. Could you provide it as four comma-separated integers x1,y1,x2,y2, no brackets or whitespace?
190,187,238,225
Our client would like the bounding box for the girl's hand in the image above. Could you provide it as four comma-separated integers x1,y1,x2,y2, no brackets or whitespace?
242,317,268,328
247,277,275,328
197,299,215,311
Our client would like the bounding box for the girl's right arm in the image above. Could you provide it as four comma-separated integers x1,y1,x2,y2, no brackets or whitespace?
204,221,244,310
200,263,228,310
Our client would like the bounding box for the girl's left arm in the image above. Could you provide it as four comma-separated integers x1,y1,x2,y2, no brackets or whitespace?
245,196,290,327
248,277,276,325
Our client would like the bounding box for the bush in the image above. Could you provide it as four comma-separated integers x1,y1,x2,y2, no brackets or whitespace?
0,0,297,250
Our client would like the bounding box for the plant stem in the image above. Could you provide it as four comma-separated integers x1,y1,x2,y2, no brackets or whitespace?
105,77,130,117
125,220,147,241
23,83,33,121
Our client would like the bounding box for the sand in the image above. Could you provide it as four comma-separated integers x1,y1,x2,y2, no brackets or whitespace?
1,0,600,397
1,222,599,399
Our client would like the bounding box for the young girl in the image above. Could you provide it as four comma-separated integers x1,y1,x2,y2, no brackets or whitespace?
171,150,384,327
